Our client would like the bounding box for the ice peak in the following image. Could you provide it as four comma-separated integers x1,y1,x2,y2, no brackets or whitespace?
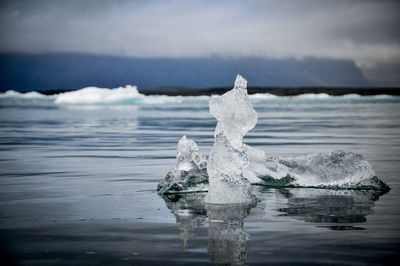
206,74,257,204
157,136,208,194
234,74,247,90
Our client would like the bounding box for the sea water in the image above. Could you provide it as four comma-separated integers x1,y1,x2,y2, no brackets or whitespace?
0,91,400,264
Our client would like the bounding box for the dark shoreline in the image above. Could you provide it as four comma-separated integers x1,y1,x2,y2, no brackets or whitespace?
142,86,400,96
37,86,400,97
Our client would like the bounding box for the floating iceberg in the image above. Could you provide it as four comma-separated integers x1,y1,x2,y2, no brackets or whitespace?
157,75,390,200
205,75,258,204
1,88,398,106
0,90,50,99
269,150,390,191
157,136,208,194
243,144,299,184
55,85,141,104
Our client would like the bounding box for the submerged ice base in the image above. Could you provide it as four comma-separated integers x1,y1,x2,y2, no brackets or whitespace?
157,75,390,199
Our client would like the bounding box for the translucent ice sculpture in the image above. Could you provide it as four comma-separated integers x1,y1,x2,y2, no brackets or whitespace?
273,150,390,191
157,75,390,197
157,136,208,194
205,75,258,204
243,144,300,184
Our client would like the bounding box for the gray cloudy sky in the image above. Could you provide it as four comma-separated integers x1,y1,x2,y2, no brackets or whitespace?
0,0,399,67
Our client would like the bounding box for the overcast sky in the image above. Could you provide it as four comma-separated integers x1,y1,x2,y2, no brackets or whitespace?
0,0,399,67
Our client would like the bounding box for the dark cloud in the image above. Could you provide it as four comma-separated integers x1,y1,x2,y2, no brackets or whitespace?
0,0,399,66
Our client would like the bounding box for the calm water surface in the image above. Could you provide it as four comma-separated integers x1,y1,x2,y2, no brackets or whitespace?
0,96,400,265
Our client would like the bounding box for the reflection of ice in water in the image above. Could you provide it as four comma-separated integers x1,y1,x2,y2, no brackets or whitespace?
271,188,378,225
161,186,383,265
206,203,254,265
161,193,263,264
162,194,207,249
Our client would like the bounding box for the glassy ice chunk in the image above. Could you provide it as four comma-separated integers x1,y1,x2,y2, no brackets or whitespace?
205,75,257,204
209,75,257,150
273,150,390,192
243,144,300,184
157,136,208,194
157,76,390,198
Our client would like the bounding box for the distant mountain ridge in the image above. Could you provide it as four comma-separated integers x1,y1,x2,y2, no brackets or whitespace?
0,53,370,92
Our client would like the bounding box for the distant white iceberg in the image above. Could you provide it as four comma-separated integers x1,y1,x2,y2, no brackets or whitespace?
54,85,142,104
0,90,51,99
53,85,207,105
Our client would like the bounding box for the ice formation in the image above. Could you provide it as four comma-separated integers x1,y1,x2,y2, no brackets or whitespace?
157,136,208,194
1,89,397,105
272,150,390,191
243,144,299,184
157,75,390,198
205,75,258,204
0,90,49,99
55,85,141,104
